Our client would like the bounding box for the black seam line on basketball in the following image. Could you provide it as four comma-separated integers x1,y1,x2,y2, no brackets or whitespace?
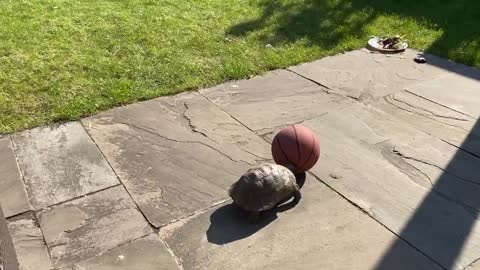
297,132,316,171
293,125,301,165
277,133,296,168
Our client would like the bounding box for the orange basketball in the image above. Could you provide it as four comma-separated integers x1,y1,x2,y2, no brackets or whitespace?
271,125,320,172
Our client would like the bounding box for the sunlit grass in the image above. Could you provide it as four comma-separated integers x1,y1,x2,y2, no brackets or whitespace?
0,0,478,133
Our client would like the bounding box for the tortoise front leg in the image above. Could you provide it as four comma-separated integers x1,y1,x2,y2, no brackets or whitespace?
292,189,302,205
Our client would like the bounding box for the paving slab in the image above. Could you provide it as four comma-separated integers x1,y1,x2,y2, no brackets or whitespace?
8,217,51,270
269,103,480,270
161,176,441,270
200,69,353,134
372,90,480,157
406,72,480,118
37,185,152,268
12,122,119,209
467,261,480,270
62,234,179,270
264,100,480,211
3,48,478,270
0,136,31,217
82,92,272,228
289,49,452,102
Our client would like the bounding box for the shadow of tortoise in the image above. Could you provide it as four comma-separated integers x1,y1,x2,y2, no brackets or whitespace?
206,172,306,245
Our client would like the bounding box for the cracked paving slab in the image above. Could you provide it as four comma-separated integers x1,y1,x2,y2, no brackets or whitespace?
8,216,51,270
289,49,453,102
467,260,480,270
0,136,31,217
37,185,152,268
12,122,119,209
405,72,480,119
200,69,353,134
161,175,442,270
265,102,480,269
82,92,272,228
373,90,480,157
306,102,480,211
61,234,179,270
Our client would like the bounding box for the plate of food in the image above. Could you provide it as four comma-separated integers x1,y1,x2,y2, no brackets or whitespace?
367,35,408,53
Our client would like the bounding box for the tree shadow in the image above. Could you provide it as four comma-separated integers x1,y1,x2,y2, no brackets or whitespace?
226,1,480,267
227,0,375,50
206,172,306,245
373,118,480,270
227,0,479,68
350,0,480,68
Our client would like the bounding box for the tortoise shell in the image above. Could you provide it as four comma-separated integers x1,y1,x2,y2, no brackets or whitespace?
228,163,300,212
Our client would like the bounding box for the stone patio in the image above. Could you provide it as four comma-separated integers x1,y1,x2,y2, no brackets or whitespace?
1,48,480,270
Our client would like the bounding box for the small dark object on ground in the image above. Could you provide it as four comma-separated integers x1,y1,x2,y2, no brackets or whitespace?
414,56,427,63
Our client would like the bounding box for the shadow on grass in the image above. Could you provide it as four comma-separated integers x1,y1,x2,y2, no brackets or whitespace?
228,0,375,50
225,0,480,268
227,0,479,69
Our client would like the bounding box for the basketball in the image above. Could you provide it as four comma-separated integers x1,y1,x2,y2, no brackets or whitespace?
271,125,320,172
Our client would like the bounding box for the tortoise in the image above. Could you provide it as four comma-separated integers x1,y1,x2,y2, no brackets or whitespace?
228,163,302,223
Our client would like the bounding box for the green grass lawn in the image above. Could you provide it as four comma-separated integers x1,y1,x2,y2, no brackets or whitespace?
1,0,479,133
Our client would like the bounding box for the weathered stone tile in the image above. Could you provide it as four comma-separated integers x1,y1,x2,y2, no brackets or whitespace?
372,90,480,156
37,186,152,268
322,103,480,187
467,261,480,270
406,72,480,118
200,69,352,133
0,136,31,217
82,92,271,228
61,234,179,270
283,103,480,269
268,101,480,211
12,122,119,209
289,49,450,102
0,204,19,270
161,177,441,270
8,217,51,270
